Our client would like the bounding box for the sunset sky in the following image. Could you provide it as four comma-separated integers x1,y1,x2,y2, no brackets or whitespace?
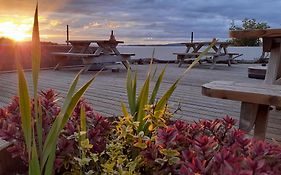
0,0,281,44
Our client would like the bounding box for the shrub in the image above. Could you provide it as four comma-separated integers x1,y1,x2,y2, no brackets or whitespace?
0,89,111,173
1,91,281,174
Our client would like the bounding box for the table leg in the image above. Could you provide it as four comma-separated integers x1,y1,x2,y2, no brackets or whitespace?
265,43,281,84
239,102,269,140
239,102,258,132
254,104,269,140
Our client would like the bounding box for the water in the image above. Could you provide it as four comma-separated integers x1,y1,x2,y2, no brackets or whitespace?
117,46,264,61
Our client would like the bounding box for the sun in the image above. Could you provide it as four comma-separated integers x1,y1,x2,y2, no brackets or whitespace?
0,21,31,41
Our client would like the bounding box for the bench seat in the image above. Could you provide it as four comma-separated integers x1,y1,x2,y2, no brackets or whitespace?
202,80,281,140
51,52,99,57
173,52,222,57
174,51,242,69
52,52,134,72
120,53,135,56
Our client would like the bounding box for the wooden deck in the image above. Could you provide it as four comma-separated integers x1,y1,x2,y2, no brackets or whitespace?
0,63,280,141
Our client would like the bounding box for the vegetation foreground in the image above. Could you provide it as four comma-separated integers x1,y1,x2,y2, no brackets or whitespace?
0,4,280,175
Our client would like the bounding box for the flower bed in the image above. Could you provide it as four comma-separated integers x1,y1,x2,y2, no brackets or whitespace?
0,89,280,174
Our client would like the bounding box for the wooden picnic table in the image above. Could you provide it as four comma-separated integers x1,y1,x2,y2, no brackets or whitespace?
52,39,134,72
201,29,281,140
230,29,281,84
174,41,241,69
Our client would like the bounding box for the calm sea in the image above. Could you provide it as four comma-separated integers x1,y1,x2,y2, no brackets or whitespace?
117,46,264,61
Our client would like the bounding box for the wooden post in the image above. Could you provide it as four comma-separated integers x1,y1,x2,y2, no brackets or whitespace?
191,32,194,43
66,25,69,45
110,30,116,41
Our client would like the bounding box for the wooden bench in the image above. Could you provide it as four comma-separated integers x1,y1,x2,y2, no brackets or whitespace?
51,52,99,58
174,52,242,69
202,81,281,140
52,52,135,71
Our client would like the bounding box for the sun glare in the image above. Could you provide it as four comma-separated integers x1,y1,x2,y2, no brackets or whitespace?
0,21,31,41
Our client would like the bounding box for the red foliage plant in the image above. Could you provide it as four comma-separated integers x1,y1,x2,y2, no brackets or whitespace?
0,89,111,172
141,116,281,175
0,90,281,174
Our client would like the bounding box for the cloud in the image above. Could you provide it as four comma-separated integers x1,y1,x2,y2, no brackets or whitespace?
1,0,281,44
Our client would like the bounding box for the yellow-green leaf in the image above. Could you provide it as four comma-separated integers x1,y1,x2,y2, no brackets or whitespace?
80,105,86,141
81,139,93,149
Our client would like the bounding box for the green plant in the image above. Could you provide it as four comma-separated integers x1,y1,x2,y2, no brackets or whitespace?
125,42,217,135
15,4,99,174
229,18,270,46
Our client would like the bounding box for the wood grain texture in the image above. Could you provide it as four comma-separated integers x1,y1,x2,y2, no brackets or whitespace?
202,81,281,107
229,29,281,39
0,64,280,141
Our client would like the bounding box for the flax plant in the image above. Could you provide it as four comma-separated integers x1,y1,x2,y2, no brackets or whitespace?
125,40,217,134
16,4,98,174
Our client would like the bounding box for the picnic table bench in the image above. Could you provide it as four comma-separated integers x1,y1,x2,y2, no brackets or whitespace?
174,41,242,69
52,39,135,72
201,29,281,140
202,81,281,140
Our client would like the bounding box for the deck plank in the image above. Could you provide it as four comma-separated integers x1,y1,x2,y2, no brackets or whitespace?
0,63,280,141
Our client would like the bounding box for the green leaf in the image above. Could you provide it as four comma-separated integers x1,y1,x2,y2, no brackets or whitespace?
155,79,179,111
31,4,43,159
44,144,56,175
32,3,41,94
153,40,217,112
183,39,217,75
17,63,32,157
42,71,99,168
121,102,129,118
136,75,150,130
80,105,86,141
29,139,41,175
81,139,93,149
160,149,180,157
126,70,136,115
149,66,166,104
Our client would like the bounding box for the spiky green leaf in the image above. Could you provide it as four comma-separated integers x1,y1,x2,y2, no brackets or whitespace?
17,63,32,156
29,139,41,175
149,66,166,104
42,72,98,168
126,70,136,115
136,75,150,129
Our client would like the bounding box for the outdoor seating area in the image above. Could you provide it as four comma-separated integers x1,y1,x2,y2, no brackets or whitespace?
52,31,135,72
2,1,281,174
201,29,281,140
173,41,242,69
